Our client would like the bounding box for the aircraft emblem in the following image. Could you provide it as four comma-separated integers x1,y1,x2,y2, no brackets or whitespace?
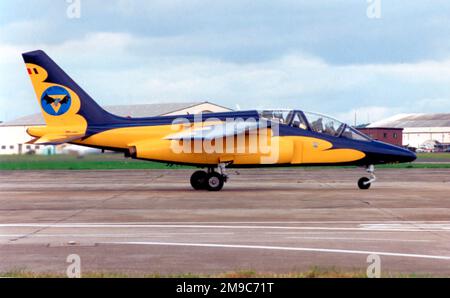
40,86,72,116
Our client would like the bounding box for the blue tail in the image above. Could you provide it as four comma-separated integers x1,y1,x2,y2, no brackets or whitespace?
22,50,120,125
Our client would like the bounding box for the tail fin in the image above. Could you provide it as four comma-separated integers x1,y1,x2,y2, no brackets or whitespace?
22,50,116,127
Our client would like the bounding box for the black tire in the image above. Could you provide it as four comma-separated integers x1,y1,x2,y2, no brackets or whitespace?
190,171,207,190
205,172,225,191
358,177,371,190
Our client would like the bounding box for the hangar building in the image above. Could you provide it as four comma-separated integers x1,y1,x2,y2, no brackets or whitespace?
357,127,403,147
368,113,450,149
0,101,231,155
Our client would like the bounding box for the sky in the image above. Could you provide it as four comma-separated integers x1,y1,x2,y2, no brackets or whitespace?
1,0,450,124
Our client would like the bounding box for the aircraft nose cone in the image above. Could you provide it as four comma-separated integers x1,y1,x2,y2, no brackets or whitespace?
368,141,417,164
396,148,417,163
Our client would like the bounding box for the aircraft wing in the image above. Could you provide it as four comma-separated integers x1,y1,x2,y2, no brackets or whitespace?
164,120,265,140
27,133,85,145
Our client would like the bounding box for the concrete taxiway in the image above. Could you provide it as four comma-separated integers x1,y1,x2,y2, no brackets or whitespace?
1,168,450,276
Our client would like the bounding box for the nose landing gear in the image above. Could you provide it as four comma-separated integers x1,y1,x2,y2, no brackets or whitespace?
190,163,229,191
358,164,376,189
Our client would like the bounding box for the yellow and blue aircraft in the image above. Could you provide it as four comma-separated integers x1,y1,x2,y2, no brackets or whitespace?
22,50,416,191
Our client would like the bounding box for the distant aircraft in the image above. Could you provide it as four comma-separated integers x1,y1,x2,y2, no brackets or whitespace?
22,50,416,191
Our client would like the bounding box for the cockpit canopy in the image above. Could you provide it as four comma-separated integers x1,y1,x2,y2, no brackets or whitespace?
258,110,371,141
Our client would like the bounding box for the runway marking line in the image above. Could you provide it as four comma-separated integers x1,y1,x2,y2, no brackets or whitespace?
0,234,434,244
1,223,450,232
102,241,450,261
285,236,434,242
0,232,235,237
4,221,450,224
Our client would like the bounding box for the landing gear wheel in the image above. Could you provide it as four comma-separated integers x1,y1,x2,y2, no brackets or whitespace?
206,172,225,191
358,177,371,190
190,171,207,190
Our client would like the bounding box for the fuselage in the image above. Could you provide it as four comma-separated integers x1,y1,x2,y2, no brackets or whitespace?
29,109,416,168
22,50,416,190
22,50,416,169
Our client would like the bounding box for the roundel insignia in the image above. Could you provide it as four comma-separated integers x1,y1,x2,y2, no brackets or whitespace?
40,86,72,116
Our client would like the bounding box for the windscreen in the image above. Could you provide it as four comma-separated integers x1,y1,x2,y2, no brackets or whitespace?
303,112,344,137
259,109,371,141
340,126,371,141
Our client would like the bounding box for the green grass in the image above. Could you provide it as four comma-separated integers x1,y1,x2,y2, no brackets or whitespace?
0,267,437,278
375,163,450,169
416,152,450,159
302,163,450,170
0,154,191,170
1,154,450,170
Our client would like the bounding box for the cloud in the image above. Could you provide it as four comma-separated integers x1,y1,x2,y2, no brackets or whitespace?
335,106,401,125
1,29,450,123
3,1,450,64
415,98,450,112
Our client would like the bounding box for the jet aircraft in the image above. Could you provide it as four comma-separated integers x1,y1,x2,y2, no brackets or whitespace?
22,50,416,191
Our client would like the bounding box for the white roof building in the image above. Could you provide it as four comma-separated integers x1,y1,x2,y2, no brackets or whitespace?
0,101,231,155
368,113,450,148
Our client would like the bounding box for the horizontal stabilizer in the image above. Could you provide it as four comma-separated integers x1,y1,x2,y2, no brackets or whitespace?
27,133,85,145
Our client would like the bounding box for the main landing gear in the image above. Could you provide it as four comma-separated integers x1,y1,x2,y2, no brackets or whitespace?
190,163,229,191
358,164,376,190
